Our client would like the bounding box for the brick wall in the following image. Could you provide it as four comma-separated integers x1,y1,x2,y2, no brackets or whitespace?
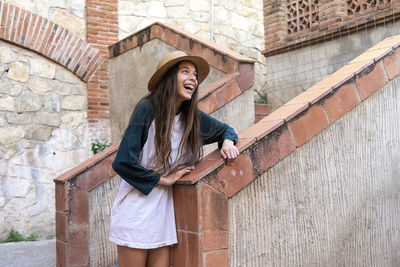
263,0,400,56
86,0,118,119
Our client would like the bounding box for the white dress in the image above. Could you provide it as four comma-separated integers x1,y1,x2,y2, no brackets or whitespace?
109,114,186,249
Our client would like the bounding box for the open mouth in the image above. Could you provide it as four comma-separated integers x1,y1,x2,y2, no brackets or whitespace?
184,85,194,92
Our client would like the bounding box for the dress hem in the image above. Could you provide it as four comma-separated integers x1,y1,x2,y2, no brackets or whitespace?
109,236,178,249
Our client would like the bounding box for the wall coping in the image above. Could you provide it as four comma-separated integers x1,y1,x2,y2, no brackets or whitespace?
108,22,255,73
55,35,400,193
0,2,105,82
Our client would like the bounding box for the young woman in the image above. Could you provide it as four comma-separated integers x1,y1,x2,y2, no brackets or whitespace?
110,51,239,267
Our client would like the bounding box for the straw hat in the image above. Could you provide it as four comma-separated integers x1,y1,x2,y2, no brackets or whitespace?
148,51,210,91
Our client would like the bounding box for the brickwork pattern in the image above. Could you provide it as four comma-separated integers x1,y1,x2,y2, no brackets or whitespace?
263,0,400,56
0,2,104,82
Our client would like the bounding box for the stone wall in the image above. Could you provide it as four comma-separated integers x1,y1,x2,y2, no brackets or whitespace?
118,0,267,101
0,40,89,239
3,0,86,40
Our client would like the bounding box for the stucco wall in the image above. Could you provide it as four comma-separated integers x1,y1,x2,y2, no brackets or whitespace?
229,77,400,266
0,40,90,239
109,38,226,142
266,20,400,109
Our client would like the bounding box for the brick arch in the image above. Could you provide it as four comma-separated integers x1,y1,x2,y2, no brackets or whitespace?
0,2,104,82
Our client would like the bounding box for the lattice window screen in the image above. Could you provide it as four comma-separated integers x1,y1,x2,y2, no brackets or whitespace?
347,0,392,15
286,0,319,34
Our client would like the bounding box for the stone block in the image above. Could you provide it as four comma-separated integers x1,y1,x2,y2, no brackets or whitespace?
165,0,186,6
0,127,24,144
61,112,85,129
9,84,22,96
7,62,29,82
0,95,15,111
0,178,30,197
6,113,31,125
1,143,23,160
25,125,53,141
61,95,86,110
189,0,209,11
148,2,167,17
33,112,60,127
51,9,85,40
15,91,42,112
0,46,17,63
29,57,56,79
43,94,61,112
55,65,80,83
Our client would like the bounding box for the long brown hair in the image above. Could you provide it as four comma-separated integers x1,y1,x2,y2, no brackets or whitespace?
129,62,202,174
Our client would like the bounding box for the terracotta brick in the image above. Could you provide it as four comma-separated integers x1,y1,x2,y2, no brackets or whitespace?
172,230,201,267
55,182,68,212
163,28,178,46
350,48,392,63
178,150,224,185
56,211,67,242
54,163,87,184
175,34,191,53
222,56,239,73
356,61,388,100
213,154,255,197
204,250,229,267
236,68,254,92
250,125,296,174
288,104,330,146
263,103,307,122
56,240,67,267
286,87,332,105
331,60,372,77
150,24,163,40
69,225,88,266
239,119,284,141
238,63,253,75
383,49,400,80
173,184,200,232
199,72,239,98
198,91,218,114
254,103,271,114
215,80,241,107
236,137,256,153
190,41,203,57
69,186,88,224
324,82,360,122
201,184,228,250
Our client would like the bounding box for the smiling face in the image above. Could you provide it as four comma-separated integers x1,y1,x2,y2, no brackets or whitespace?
176,61,198,104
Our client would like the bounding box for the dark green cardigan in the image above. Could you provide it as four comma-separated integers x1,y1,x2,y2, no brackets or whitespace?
112,100,238,195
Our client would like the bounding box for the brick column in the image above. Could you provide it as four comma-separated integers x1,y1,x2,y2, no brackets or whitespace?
86,0,118,142
263,0,287,53
173,183,229,267
319,0,347,30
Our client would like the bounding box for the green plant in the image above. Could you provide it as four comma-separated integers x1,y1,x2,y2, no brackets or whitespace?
25,233,39,241
46,235,54,240
0,228,41,243
254,89,268,104
1,228,25,243
91,140,111,154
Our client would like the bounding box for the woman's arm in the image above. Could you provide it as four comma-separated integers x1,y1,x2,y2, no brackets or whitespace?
112,101,160,195
199,110,239,159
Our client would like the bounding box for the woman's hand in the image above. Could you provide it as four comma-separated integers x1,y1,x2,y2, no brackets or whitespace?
158,166,195,186
220,139,239,160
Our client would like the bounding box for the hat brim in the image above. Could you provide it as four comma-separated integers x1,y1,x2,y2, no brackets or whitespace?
148,55,210,91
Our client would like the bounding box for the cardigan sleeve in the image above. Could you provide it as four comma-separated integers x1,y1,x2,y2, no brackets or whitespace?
112,101,160,195
199,110,238,148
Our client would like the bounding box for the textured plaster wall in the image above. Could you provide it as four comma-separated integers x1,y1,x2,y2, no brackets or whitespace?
109,38,226,142
229,77,400,266
266,20,400,109
0,40,90,239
